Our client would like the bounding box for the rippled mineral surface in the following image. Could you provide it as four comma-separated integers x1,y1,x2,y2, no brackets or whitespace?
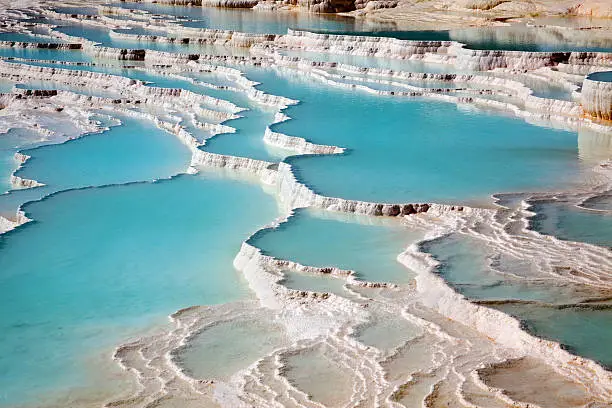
0,1,611,407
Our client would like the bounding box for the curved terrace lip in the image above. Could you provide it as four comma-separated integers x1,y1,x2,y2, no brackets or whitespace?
1,6,612,407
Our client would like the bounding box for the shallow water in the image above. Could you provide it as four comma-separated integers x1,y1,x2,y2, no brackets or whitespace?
0,32,64,43
0,172,278,405
529,200,612,248
0,78,14,92
203,103,284,161
0,47,91,62
582,194,612,211
250,208,422,283
587,71,612,81
177,314,286,380
52,6,99,15
424,233,567,302
280,269,348,296
493,303,612,370
425,232,612,369
354,314,422,353
247,68,582,203
2,4,612,406
284,346,355,407
479,356,592,408
5,58,285,162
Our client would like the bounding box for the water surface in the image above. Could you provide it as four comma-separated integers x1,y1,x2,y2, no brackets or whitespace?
249,68,582,203
0,115,190,218
251,209,421,283
425,233,612,369
0,172,278,405
110,2,377,34
529,200,612,248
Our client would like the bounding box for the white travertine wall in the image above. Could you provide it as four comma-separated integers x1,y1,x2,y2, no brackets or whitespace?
582,72,612,120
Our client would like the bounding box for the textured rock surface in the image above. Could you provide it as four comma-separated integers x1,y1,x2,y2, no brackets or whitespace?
1,4,612,408
346,0,612,29
582,72,612,121
138,0,259,7
573,0,612,18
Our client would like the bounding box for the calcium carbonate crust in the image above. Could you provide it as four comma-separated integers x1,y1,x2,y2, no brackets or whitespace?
1,10,612,408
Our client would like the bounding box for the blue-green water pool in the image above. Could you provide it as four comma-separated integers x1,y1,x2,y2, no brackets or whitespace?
0,171,278,406
250,208,422,283
247,68,582,204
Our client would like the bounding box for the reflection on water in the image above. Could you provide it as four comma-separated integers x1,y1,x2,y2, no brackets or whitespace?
308,23,612,52
110,2,382,34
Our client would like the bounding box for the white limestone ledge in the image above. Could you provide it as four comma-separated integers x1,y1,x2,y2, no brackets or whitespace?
263,127,345,155
581,71,612,121
109,29,276,48
276,161,463,217
10,175,44,189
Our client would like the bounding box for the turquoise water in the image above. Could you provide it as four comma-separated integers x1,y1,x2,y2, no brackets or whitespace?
582,194,612,211
4,57,286,162
586,71,612,82
2,7,612,406
248,68,581,203
0,128,41,194
52,6,99,15
15,115,190,191
10,59,286,161
250,209,422,283
34,62,284,159
0,79,14,92
54,24,137,47
355,314,421,352
0,172,278,405
0,47,90,62
529,200,612,248
204,103,284,161
0,115,190,218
